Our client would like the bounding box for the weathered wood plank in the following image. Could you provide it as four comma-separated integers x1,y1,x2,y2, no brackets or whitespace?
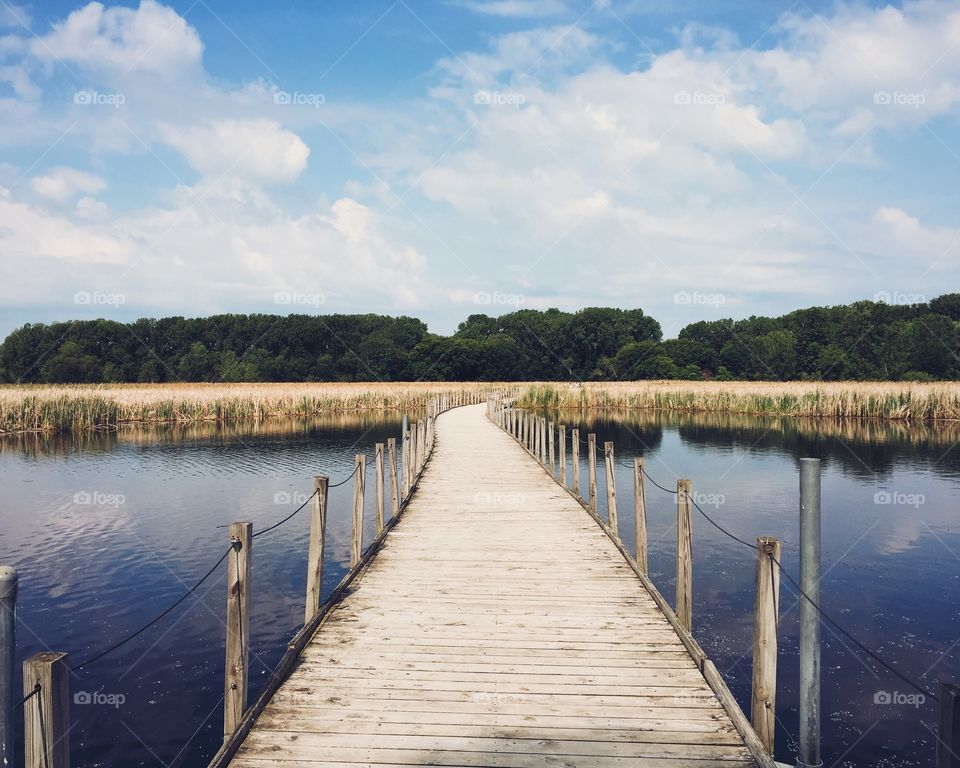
222,404,764,768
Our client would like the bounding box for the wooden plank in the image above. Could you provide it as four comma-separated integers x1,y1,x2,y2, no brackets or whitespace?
219,404,763,768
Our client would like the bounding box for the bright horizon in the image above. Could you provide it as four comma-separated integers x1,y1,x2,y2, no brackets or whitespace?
1,0,959,340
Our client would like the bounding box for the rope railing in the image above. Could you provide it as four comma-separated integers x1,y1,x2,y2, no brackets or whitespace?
489,399,948,763
7,389,490,768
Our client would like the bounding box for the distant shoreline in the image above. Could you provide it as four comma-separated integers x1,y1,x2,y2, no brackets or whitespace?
2,381,959,434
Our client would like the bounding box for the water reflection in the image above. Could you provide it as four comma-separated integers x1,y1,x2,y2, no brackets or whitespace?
557,408,960,768
2,411,413,768
562,408,960,478
3,409,959,768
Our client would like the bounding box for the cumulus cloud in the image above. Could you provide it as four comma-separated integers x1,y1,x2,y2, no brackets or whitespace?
158,120,310,184
1,0,960,332
31,167,106,202
30,0,203,76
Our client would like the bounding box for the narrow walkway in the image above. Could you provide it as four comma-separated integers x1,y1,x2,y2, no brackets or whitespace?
229,404,761,767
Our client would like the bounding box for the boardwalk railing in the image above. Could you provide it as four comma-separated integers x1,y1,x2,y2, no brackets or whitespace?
487,394,781,765
488,392,960,768
1,388,487,768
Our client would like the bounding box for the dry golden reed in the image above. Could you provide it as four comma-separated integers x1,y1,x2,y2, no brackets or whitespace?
4,380,960,434
0,383,494,434
518,381,960,421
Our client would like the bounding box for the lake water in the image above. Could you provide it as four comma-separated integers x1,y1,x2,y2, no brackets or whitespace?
3,409,958,767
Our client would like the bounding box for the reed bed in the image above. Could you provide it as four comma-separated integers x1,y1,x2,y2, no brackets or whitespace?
5,380,960,434
518,381,960,421
0,383,495,434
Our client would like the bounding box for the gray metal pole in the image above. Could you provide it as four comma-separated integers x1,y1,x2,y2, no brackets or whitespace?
0,565,17,768
798,459,822,768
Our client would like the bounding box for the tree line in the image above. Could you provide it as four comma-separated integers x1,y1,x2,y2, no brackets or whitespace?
2,296,958,383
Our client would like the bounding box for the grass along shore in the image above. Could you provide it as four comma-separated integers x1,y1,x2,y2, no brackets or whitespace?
3,380,960,434
518,381,960,421
0,383,493,433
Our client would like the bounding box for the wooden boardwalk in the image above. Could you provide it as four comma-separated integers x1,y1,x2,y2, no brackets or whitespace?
227,403,768,768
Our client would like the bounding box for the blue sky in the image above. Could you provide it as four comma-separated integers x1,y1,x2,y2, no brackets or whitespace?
1,0,958,338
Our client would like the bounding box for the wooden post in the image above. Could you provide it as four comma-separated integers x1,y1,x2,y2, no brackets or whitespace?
587,433,598,514
540,418,547,465
558,426,566,487
225,521,252,740
419,419,427,471
533,416,540,459
937,683,960,768
548,422,555,476
604,442,618,538
634,458,648,575
409,422,419,482
351,454,366,569
304,476,328,623
751,537,781,754
676,479,693,631
22,652,69,768
388,437,400,518
0,566,16,768
571,428,580,496
374,443,385,536
400,429,410,501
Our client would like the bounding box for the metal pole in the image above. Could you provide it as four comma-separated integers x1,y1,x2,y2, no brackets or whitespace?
798,459,822,768
0,566,17,768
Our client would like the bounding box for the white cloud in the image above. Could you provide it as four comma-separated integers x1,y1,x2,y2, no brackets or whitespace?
0,3,30,29
158,119,310,184
869,206,960,264
31,167,106,202
30,0,203,76
452,0,568,18
2,0,960,334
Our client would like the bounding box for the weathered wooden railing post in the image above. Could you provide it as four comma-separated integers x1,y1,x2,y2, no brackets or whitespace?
533,416,540,459
374,443,385,536
23,652,69,768
587,433,598,514
388,437,400,518
409,422,419,485
751,536,781,754
558,426,567,487
400,429,410,501
225,521,252,740
548,421,555,476
540,418,547,465
417,420,425,474
0,566,16,768
571,428,580,496
676,479,693,631
604,442,618,538
798,457,821,768
938,683,960,768
633,459,648,575
351,455,366,568
304,476,328,623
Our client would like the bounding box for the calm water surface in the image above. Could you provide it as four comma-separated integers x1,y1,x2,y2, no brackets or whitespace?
3,409,959,767
560,410,960,768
